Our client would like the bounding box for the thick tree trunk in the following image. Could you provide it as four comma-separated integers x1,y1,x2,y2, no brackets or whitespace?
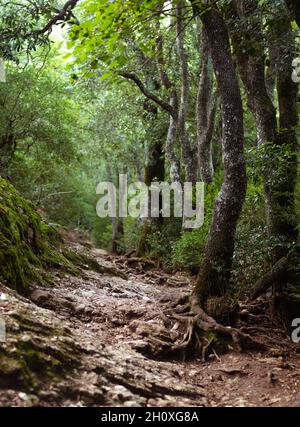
227,1,299,325
275,21,298,244
228,2,298,258
192,5,246,304
271,19,299,324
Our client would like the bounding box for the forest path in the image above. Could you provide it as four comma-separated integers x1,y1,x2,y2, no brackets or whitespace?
1,238,300,407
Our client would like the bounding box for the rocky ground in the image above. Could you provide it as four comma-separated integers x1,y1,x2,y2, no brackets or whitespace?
0,240,300,407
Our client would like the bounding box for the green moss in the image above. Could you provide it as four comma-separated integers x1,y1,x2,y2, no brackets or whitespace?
0,353,31,389
0,178,78,292
0,329,79,390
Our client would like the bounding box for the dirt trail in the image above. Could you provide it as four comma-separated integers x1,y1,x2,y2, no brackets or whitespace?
1,241,300,407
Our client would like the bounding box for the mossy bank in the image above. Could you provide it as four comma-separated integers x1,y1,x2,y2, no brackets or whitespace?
0,178,77,293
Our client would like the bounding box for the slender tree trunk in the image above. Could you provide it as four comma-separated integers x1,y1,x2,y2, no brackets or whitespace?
103,159,124,254
111,217,124,254
265,40,278,103
137,100,166,256
165,91,181,183
176,0,197,183
155,33,181,183
191,5,247,305
196,26,217,183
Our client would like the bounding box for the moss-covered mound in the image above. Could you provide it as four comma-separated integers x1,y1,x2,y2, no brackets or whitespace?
0,178,76,293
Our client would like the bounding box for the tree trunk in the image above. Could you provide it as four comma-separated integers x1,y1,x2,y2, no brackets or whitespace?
176,0,197,183
137,100,166,257
192,5,247,305
196,26,217,183
228,1,298,258
227,0,299,325
165,90,181,183
111,217,124,254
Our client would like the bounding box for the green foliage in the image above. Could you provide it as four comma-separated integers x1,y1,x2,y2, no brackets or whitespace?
0,49,81,173
93,218,113,250
171,172,223,271
0,0,58,59
145,218,182,265
246,143,298,187
231,182,269,295
67,0,164,78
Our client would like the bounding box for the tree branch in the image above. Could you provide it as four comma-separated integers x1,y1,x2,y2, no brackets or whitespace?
36,0,80,35
120,72,176,118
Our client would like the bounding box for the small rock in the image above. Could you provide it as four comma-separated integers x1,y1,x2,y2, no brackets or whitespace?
123,400,142,407
75,304,86,314
18,392,28,401
0,293,7,301
81,290,95,298
20,334,31,343
30,290,51,305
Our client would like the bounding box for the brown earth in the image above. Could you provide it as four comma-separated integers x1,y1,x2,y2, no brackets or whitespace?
0,239,300,407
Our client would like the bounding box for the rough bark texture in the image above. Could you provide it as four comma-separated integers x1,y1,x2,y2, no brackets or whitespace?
196,26,217,183
176,0,197,183
193,6,246,304
155,28,181,183
228,1,298,258
111,217,124,254
165,90,181,183
227,0,299,325
265,39,277,104
137,100,166,257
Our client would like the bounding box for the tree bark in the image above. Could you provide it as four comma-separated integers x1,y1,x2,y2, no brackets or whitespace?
191,4,247,304
136,99,166,257
155,31,181,183
165,90,181,183
227,1,298,259
227,0,299,325
176,0,197,183
196,26,217,183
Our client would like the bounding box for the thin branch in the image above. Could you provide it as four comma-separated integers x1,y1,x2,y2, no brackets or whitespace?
120,72,176,118
36,0,80,35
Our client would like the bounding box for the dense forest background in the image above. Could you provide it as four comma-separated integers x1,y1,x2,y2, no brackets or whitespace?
0,0,300,407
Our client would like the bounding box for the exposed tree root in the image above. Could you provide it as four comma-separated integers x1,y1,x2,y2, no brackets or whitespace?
137,294,268,362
